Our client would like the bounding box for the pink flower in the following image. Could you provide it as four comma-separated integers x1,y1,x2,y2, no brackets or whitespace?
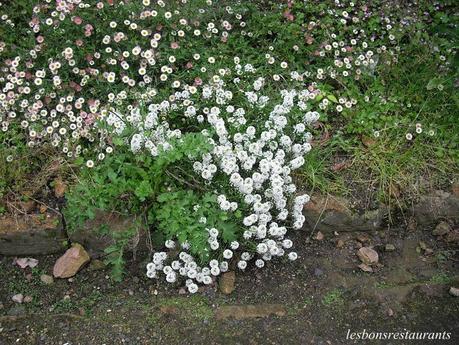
170,42,179,49
185,62,193,69
36,35,44,43
75,39,83,47
283,10,294,21
194,77,202,86
73,16,82,25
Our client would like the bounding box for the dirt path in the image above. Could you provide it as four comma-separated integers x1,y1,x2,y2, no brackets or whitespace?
1,228,458,344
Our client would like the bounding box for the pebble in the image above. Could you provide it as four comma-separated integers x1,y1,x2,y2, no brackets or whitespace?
12,294,24,304
315,231,324,241
23,295,33,303
449,287,459,297
40,274,54,285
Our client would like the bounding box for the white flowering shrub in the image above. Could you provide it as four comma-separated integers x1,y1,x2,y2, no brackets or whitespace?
1,0,456,287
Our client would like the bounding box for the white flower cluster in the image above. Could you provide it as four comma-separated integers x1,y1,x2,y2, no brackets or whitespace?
102,62,327,291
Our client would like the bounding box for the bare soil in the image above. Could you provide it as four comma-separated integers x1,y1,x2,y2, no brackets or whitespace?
1,223,458,345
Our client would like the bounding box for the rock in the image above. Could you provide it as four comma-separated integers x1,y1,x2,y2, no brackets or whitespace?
387,308,394,317
449,287,459,297
40,274,54,285
433,221,451,236
215,304,287,320
53,243,90,278
303,194,387,233
69,210,146,258
357,247,379,265
12,294,24,303
385,244,396,251
88,259,106,271
219,271,236,294
413,190,459,225
23,295,33,303
356,233,371,244
15,257,39,269
0,214,67,256
358,263,373,272
54,177,67,198
336,239,345,248
178,288,186,295
315,231,324,241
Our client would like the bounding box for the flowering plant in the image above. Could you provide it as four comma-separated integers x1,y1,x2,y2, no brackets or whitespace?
1,0,456,288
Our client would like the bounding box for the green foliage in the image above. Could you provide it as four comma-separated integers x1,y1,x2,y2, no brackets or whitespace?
152,190,239,263
64,132,213,279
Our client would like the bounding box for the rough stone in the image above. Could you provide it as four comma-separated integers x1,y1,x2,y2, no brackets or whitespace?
358,263,373,272
303,194,386,233
219,271,236,294
0,213,67,256
12,294,24,303
69,210,146,258
413,190,459,225
215,304,287,320
53,243,90,278
449,287,459,297
40,274,54,285
432,221,451,236
357,247,379,265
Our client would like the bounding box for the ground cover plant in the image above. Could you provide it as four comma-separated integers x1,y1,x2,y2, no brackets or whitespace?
0,0,457,289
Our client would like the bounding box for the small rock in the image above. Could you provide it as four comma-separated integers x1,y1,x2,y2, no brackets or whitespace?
357,247,379,265
387,308,394,317
128,289,134,296
53,243,90,278
358,263,373,272
315,231,324,241
356,233,371,244
12,294,24,304
39,204,48,214
219,271,236,294
23,295,33,303
40,274,54,285
433,221,451,236
15,257,39,269
336,239,345,248
178,288,186,295
449,287,459,297
385,244,396,251
0,302,4,310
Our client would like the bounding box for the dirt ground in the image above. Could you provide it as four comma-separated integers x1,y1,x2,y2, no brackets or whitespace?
1,224,458,345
